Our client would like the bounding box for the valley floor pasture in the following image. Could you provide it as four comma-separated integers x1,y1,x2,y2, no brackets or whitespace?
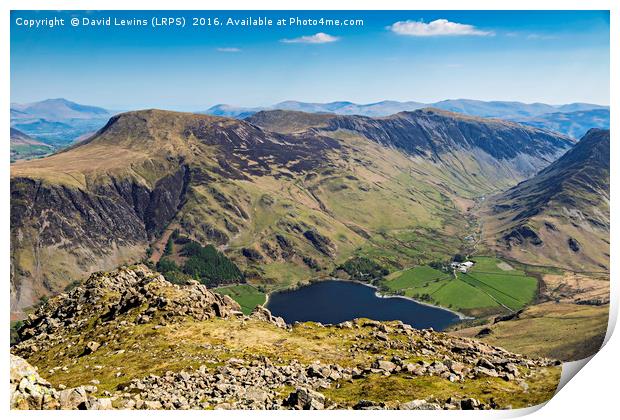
382,257,538,316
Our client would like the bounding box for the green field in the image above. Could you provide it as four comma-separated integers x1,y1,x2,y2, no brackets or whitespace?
382,257,538,315
385,266,450,289
10,144,53,161
213,284,266,315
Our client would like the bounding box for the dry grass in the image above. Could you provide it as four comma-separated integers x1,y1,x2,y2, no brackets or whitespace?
452,302,609,361
541,272,609,303
25,317,561,409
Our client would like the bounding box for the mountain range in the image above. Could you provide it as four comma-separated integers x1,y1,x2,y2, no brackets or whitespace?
514,108,610,139
10,98,112,121
9,98,608,160
10,107,574,317
203,99,608,119
9,102,610,406
10,98,117,148
203,99,609,138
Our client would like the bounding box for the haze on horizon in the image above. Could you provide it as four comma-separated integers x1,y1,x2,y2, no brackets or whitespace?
10,10,610,110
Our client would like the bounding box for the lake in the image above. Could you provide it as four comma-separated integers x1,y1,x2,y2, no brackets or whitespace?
266,280,460,331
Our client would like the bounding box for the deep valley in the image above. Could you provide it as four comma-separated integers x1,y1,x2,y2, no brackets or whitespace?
9,103,610,410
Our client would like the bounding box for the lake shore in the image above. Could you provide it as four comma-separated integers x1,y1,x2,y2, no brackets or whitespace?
332,278,473,321
264,277,471,323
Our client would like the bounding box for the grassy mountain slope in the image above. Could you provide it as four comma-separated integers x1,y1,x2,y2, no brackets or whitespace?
453,302,608,361
452,267,609,361
480,129,610,272
10,109,573,317
248,108,574,192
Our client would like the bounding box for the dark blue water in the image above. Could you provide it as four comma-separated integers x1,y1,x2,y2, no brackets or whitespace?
266,280,460,331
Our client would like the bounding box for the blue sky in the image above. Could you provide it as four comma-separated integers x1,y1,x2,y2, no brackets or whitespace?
10,10,610,110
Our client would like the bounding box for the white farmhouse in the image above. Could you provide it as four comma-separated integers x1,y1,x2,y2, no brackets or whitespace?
451,260,475,273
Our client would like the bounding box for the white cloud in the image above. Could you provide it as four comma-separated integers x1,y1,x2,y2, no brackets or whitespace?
280,32,340,44
388,19,493,37
216,47,241,53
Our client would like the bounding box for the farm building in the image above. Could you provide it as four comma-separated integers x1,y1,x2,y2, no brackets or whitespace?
451,261,474,273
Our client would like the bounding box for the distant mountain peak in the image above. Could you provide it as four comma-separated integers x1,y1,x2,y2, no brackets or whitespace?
10,98,113,121
201,99,608,137
41,97,72,103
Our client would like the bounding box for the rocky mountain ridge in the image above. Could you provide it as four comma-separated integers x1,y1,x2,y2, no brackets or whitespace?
10,108,576,317
311,108,570,162
11,265,561,410
204,99,608,137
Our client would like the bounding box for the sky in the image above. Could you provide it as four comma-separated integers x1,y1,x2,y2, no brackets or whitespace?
10,10,610,110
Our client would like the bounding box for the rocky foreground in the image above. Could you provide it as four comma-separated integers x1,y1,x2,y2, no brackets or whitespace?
11,265,561,410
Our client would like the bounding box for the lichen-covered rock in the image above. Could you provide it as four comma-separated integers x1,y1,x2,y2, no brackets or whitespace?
10,355,106,410
10,354,59,409
83,341,100,355
399,400,442,410
250,305,287,329
58,386,89,409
